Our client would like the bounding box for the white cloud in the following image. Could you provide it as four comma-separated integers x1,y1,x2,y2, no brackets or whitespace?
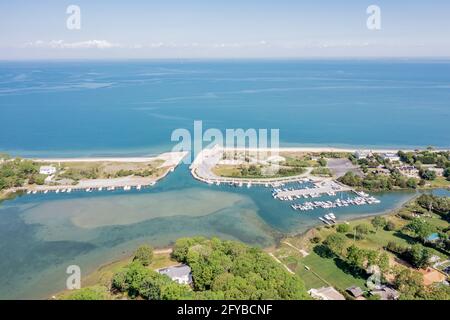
22,40,119,49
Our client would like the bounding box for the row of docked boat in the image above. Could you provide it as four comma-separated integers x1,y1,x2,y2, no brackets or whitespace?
319,213,337,225
291,196,381,211
227,181,253,188
27,188,73,194
205,177,313,189
275,192,322,201
24,183,157,195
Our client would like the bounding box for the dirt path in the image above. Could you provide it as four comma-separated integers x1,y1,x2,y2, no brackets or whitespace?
282,241,309,257
269,253,295,275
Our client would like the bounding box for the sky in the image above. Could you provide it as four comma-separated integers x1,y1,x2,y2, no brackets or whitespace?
1,0,450,59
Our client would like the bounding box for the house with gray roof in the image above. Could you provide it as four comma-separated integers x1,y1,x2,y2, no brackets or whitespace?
158,264,193,285
308,286,346,300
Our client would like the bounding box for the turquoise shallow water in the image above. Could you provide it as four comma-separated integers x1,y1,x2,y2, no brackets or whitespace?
0,60,449,298
0,165,429,299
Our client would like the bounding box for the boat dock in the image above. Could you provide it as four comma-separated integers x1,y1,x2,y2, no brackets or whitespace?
189,145,311,187
191,168,312,187
291,195,381,211
14,181,157,195
273,180,351,200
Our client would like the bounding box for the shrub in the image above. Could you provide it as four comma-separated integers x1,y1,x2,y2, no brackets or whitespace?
371,216,387,230
65,286,107,300
133,245,154,266
336,224,350,233
384,221,397,231
354,223,372,239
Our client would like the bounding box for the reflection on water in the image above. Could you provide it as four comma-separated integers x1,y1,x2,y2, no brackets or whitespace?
1,165,447,299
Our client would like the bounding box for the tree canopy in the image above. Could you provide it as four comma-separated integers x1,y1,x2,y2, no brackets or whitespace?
112,237,309,300
172,237,309,300
133,244,154,266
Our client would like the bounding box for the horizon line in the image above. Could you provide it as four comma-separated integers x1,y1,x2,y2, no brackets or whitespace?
2,56,450,63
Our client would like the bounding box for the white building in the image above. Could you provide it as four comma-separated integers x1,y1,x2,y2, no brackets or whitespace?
354,150,371,160
308,286,345,300
381,153,400,162
158,264,193,285
39,166,56,175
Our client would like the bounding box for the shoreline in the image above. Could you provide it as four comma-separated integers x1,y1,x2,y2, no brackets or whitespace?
61,192,422,300
189,145,450,188
1,151,188,196
4,144,449,159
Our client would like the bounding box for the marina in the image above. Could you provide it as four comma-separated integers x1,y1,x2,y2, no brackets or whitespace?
291,195,381,212
272,180,351,200
12,184,155,195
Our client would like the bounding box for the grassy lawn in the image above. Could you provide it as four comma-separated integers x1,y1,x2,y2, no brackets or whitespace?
53,159,165,181
311,167,332,177
212,164,306,179
314,214,447,259
424,213,450,229
273,244,366,291
273,198,449,293
212,165,242,177
427,177,450,188
298,251,367,291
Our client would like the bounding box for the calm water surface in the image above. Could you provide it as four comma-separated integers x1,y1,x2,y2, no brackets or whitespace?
0,60,449,298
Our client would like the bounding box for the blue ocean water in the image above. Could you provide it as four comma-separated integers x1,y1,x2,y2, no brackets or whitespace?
0,60,449,299
1,59,449,156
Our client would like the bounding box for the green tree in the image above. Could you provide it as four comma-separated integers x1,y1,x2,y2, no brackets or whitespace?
423,284,450,300
354,223,371,239
113,238,310,300
393,267,425,300
336,223,350,233
324,233,347,256
133,244,154,266
65,286,107,300
338,171,362,187
318,158,327,167
407,244,432,268
406,177,418,189
377,252,390,273
371,216,387,230
443,167,450,178
419,169,436,181
346,245,366,270
384,220,396,231
405,218,436,241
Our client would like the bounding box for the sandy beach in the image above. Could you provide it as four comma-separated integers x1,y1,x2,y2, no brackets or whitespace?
32,151,188,166
10,151,188,193
221,146,447,153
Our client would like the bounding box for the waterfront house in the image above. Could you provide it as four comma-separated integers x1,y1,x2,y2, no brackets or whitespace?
370,286,399,300
158,264,193,285
354,150,371,160
308,286,346,300
39,165,56,175
346,286,364,298
381,153,400,162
